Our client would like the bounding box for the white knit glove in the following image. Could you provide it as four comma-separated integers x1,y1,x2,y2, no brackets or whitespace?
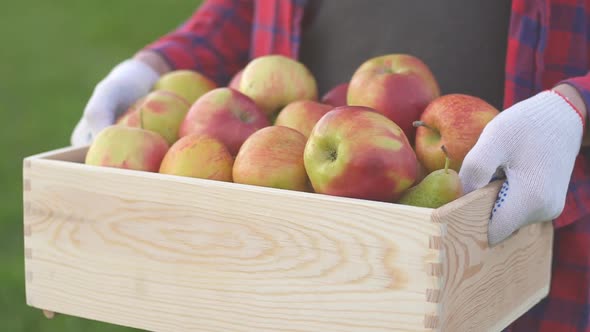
70,59,160,146
459,90,585,245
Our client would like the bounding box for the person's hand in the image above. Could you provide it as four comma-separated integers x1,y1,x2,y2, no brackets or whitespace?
458,89,585,245
70,58,161,146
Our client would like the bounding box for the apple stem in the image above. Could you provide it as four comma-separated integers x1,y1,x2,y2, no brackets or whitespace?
413,120,435,131
441,145,450,174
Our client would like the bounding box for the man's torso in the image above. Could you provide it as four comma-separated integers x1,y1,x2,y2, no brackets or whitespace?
298,0,512,110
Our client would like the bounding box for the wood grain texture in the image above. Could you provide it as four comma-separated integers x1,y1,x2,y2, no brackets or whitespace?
432,181,553,332
23,147,552,332
26,145,89,162
24,148,443,332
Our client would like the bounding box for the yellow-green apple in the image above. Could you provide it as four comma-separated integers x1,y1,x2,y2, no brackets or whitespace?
85,125,169,172
304,105,418,202
274,100,333,138
159,133,233,182
321,82,349,107
233,126,310,191
178,87,270,156
238,55,318,117
228,69,243,89
414,93,499,173
153,69,217,104
117,90,191,145
347,54,440,143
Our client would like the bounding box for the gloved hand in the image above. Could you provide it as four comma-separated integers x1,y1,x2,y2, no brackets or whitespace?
459,89,585,245
70,59,160,146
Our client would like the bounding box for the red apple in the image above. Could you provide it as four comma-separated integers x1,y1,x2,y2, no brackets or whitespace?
304,106,418,202
85,125,169,172
414,93,500,173
347,54,440,143
178,87,270,156
321,82,349,107
274,100,333,138
238,55,318,117
228,69,243,89
159,133,233,182
233,126,310,192
415,160,428,184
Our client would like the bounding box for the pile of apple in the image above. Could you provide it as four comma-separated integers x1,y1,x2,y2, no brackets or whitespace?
85,53,499,208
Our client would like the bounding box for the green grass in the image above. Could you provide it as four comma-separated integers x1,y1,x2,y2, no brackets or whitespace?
0,1,202,331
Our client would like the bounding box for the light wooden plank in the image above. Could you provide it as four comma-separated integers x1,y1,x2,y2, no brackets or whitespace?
433,181,553,331
24,157,442,332
25,145,88,163
23,147,553,332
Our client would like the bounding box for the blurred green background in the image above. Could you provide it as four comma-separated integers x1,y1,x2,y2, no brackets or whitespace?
0,1,202,331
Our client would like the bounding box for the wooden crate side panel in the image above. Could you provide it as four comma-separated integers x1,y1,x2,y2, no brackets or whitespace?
25,145,88,164
23,158,443,332
433,181,553,332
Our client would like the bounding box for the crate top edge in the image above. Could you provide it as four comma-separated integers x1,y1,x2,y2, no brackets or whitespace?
25,149,437,218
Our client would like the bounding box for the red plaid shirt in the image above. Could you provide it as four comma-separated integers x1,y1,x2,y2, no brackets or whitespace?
144,0,590,330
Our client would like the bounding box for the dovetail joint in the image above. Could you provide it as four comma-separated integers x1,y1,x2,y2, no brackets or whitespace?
24,225,32,237
426,288,441,303
24,201,31,215
429,236,443,250
427,263,443,277
424,314,440,329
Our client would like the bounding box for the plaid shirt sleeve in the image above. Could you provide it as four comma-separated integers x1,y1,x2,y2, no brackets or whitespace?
141,0,254,86
250,0,306,59
504,0,590,232
556,73,590,230
562,74,590,122
504,2,590,331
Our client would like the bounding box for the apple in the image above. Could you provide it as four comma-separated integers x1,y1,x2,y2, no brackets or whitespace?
116,96,146,125
414,93,500,173
321,82,349,107
178,87,270,156
117,90,191,145
233,126,310,191
153,69,217,104
137,91,191,145
415,160,428,184
347,54,440,143
116,105,141,127
159,133,233,182
274,100,333,138
238,55,318,117
85,125,169,172
228,69,243,89
304,105,418,202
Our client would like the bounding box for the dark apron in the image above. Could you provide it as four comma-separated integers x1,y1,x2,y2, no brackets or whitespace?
298,0,512,110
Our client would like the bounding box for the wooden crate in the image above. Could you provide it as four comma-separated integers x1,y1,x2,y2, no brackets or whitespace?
22,146,553,332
